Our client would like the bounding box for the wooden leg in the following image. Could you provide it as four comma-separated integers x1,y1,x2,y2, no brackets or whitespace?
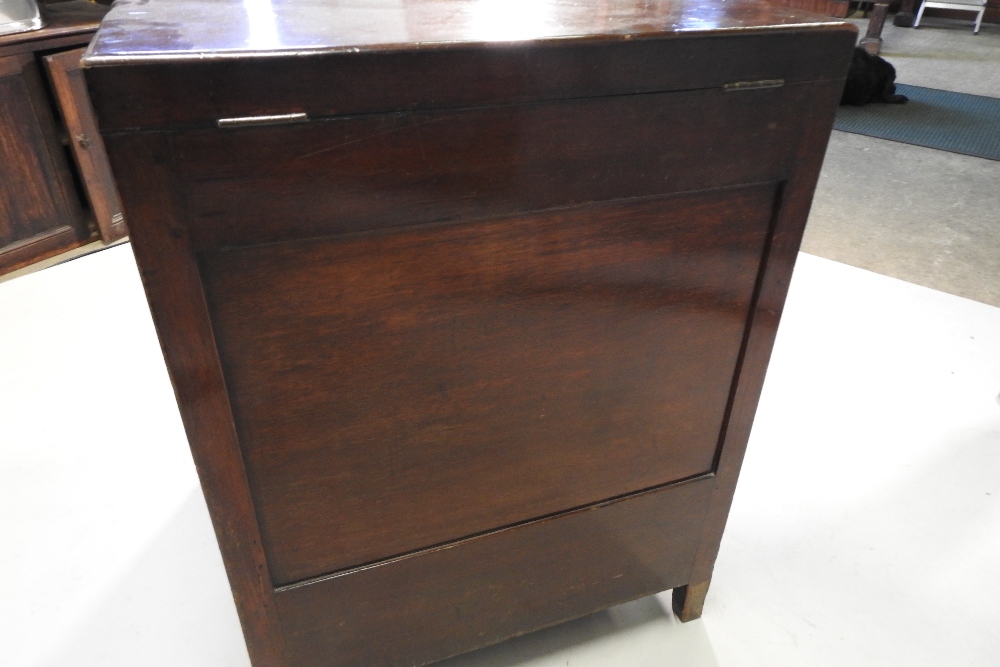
893,0,918,27
672,581,711,622
859,2,889,55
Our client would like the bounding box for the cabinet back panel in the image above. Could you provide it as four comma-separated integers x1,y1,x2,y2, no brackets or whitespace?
199,184,777,585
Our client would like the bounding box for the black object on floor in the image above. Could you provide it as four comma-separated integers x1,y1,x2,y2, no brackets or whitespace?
834,84,1000,161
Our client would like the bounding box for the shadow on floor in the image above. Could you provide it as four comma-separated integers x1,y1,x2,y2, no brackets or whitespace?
438,592,720,667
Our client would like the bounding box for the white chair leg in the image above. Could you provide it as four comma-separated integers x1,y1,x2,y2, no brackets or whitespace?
974,8,984,33
914,2,926,27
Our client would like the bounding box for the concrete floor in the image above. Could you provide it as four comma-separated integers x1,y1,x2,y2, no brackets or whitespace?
878,18,1000,98
802,19,1000,307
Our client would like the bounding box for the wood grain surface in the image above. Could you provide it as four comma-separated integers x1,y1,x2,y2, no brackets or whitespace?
44,48,127,243
171,84,809,252
201,184,778,584
84,0,853,63
85,29,856,132
0,53,88,274
276,475,715,667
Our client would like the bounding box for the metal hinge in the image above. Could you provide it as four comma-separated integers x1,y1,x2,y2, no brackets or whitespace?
217,112,310,129
722,79,785,92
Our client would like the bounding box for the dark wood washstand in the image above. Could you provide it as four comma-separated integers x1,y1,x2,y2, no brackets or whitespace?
83,2,855,666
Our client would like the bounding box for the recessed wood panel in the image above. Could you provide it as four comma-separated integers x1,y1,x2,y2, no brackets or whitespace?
200,183,778,585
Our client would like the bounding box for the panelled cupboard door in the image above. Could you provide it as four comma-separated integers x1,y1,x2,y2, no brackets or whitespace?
44,48,127,244
0,53,88,275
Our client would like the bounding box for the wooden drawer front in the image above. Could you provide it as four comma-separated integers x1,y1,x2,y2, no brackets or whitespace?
274,475,714,667
199,183,778,585
174,84,810,252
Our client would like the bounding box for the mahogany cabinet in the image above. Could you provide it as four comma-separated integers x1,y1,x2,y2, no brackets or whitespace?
0,1,124,277
83,1,856,665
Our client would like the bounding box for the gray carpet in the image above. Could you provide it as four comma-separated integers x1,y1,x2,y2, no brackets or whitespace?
834,84,1000,161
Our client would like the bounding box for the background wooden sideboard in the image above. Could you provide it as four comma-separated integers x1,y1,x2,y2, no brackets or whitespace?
0,0,123,278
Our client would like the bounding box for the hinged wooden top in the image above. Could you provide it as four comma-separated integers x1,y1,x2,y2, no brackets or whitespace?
82,0,855,133
84,0,850,65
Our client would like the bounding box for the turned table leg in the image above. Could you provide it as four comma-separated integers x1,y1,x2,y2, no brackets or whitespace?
859,1,890,55
672,581,711,622
894,0,918,26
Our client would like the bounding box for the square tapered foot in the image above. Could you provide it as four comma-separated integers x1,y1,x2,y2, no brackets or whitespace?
859,36,882,56
893,11,915,27
672,581,711,622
